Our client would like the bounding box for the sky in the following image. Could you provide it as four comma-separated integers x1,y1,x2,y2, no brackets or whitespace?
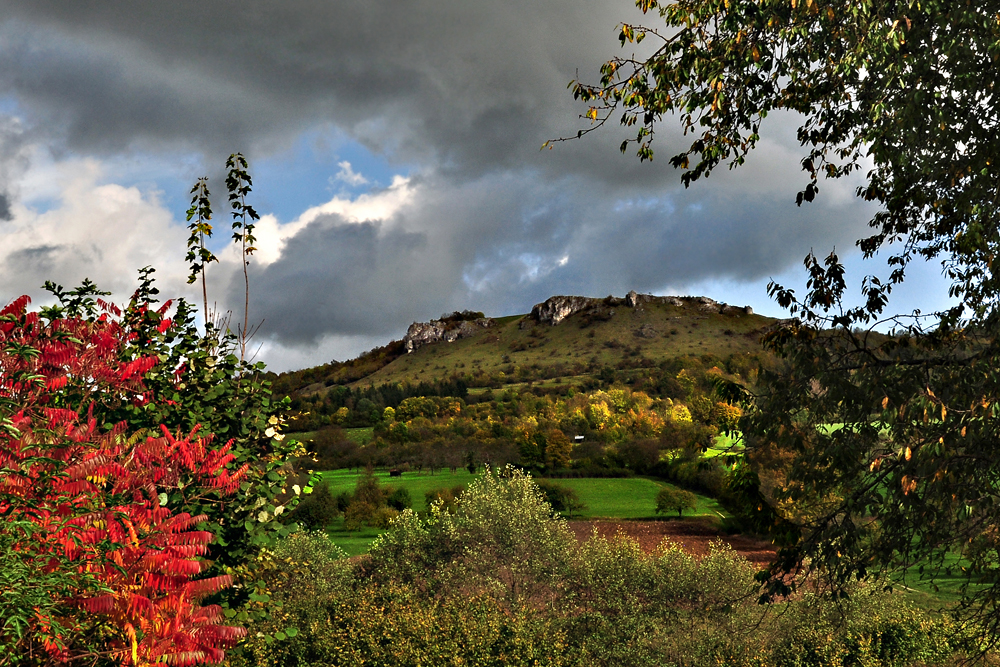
0,1,954,372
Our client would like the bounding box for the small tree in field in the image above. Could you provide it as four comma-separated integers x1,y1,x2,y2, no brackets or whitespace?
656,487,697,518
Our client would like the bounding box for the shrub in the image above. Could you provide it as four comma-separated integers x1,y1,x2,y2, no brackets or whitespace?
292,481,340,529
40,274,306,573
232,532,572,667
425,484,466,513
0,294,248,664
387,486,412,511
370,466,576,608
342,501,376,531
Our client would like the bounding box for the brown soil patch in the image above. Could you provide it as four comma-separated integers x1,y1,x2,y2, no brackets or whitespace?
567,518,776,565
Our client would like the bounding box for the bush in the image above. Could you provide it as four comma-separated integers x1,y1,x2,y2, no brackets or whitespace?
335,490,352,513
232,532,572,667
425,484,466,513
344,501,379,531
370,466,575,608
387,486,412,511
0,292,252,664
234,483,976,667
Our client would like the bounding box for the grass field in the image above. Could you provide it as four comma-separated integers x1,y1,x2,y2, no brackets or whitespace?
317,468,722,556
319,468,480,513
707,431,743,458
535,476,725,520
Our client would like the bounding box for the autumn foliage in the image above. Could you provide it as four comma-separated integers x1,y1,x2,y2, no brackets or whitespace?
0,294,246,665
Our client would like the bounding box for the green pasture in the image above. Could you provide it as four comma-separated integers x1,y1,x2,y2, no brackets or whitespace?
316,468,723,556
894,554,972,608
318,468,480,513
288,427,373,445
535,476,724,520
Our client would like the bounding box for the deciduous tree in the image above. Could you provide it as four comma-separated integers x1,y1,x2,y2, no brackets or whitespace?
655,487,698,518
566,0,1000,636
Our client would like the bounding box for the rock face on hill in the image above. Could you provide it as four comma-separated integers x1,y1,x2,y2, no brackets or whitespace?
530,292,752,326
530,295,598,325
403,317,496,353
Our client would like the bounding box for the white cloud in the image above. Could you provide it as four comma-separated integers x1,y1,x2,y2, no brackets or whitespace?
332,160,368,187
0,148,192,307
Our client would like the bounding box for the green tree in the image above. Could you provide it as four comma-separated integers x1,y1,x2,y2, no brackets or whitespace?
225,152,260,362
369,466,575,608
655,487,698,518
292,481,341,529
568,0,1000,634
185,176,216,326
536,480,587,517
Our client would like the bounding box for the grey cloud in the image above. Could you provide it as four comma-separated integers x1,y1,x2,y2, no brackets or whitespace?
0,0,672,184
0,115,30,216
240,216,438,343
0,1,879,362
6,243,65,277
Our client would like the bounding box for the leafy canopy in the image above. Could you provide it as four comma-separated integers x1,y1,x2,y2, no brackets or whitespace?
568,0,1000,638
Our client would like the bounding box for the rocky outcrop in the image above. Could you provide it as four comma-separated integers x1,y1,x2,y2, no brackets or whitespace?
529,292,754,326
403,317,495,353
679,296,753,315
530,295,598,325
684,296,720,312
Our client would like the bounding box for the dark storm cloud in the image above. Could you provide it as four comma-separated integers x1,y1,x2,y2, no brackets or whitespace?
240,216,435,343
0,0,656,180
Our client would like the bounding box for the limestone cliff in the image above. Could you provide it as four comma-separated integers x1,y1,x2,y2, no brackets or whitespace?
529,291,752,326
403,317,496,353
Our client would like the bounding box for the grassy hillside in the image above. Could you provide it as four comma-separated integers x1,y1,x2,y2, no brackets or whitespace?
275,294,778,397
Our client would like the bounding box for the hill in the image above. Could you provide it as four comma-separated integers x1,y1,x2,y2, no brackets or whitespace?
272,291,778,399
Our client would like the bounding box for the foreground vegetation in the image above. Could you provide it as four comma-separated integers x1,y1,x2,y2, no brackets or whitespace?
234,468,982,667
302,468,722,556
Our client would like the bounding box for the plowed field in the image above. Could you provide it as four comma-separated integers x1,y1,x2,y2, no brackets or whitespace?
567,518,776,565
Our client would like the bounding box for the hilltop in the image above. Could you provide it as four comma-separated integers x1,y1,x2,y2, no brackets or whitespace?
271,291,779,399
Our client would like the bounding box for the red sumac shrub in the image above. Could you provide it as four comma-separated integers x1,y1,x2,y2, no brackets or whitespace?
0,295,245,665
